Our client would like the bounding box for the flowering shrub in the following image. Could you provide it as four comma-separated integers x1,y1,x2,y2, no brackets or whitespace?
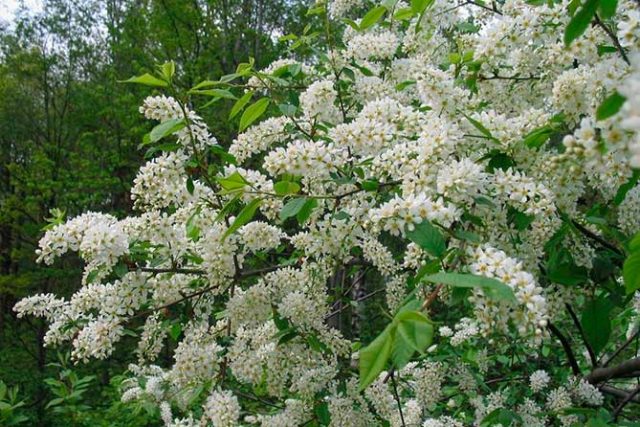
13,0,640,425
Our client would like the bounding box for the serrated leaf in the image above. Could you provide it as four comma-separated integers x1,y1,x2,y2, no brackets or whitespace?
564,0,598,46
239,98,270,132
223,198,262,239
120,73,169,87
405,220,446,258
229,91,254,120
359,326,393,390
422,272,516,302
596,91,626,121
359,6,387,31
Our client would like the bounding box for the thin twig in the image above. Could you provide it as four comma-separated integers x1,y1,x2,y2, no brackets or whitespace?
571,219,624,256
604,329,640,367
594,14,630,65
566,303,597,366
613,384,640,420
389,371,406,427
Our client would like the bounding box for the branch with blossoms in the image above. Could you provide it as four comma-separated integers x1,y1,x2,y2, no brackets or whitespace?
14,0,640,425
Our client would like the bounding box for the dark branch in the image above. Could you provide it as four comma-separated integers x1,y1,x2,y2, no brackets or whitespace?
587,357,640,384
566,303,597,366
594,14,630,65
613,385,640,420
548,322,581,376
571,219,624,256
603,329,640,367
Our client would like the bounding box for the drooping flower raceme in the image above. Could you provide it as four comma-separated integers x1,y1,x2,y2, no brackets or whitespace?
15,0,640,425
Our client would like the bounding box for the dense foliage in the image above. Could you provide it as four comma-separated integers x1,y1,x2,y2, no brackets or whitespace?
0,0,306,424
7,0,640,425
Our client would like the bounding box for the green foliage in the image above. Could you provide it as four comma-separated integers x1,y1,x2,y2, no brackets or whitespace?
597,91,627,121
359,306,433,390
623,233,640,294
565,0,599,46
405,220,447,258
239,98,270,132
421,272,517,302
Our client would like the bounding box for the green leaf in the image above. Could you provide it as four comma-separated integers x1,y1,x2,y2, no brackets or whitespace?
189,88,237,99
280,197,308,221
359,326,393,390
629,232,640,252
614,170,640,205
274,181,301,195
360,180,379,191
422,272,516,302
218,171,249,192
462,113,498,143
598,0,618,19
159,61,175,81
296,198,317,224
405,220,446,258
394,7,415,20
481,408,521,427
392,310,433,369
623,251,640,294
547,247,589,286
239,98,270,132
120,73,168,87
229,91,254,120
278,103,297,117
523,126,553,149
359,6,387,31
186,210,200,241
581,296,612,356
411,0,433,13
564,0,598,46
147,118,186,144
596,91,626,121
169,323,182,341
223,198,262,239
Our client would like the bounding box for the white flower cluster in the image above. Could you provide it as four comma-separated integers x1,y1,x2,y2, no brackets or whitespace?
16,0,640,424
468,245,548,341
369,194,460,236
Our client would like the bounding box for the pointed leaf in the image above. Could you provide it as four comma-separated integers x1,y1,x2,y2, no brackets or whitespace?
239,98,270,132
422,272,516,302
223,198,262,239
120,73,168,87
405,220,446,258
359,326,393,390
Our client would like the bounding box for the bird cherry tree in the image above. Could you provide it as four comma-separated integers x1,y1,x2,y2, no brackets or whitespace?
13,0,640,425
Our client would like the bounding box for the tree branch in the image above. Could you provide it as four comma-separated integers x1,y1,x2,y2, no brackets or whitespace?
566,303,597,366
603,328,640,367
613,385,640,420
548,322,581,376
587,357,640,384
594,14,630,65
